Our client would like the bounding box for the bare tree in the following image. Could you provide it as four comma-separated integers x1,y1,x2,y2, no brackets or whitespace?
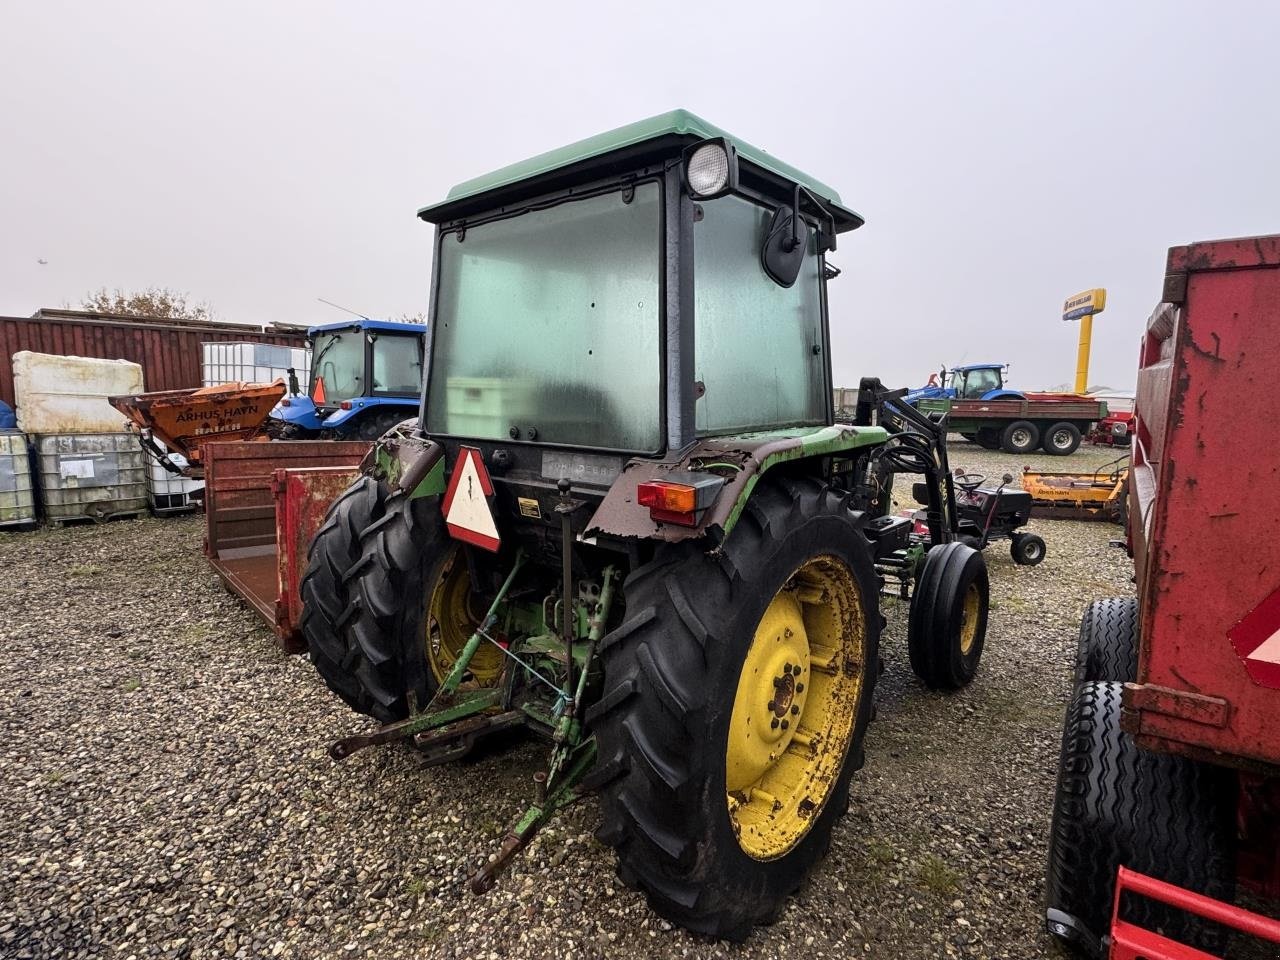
81,287,216,321
393,311,426,324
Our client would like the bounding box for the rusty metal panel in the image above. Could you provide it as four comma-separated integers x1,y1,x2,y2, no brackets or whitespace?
0,310,305,407
1124,234,1280,771
203,440,369,649
273,466,362,653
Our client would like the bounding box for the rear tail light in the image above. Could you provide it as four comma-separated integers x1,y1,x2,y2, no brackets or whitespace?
340,400,353,410
279,398,291,407
636,472,725,527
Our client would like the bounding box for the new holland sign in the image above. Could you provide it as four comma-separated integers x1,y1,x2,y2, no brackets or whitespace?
1063,288,1107,321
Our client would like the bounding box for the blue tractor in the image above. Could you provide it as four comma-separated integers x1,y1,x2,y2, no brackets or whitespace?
903,362,1026,405
270,319,426,440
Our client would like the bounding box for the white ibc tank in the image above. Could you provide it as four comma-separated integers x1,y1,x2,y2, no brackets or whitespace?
146,452,202,515
34,433,147,525
12,351,144,434
0,432,36,529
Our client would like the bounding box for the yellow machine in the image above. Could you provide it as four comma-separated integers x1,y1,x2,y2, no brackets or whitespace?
1022,455,1127,523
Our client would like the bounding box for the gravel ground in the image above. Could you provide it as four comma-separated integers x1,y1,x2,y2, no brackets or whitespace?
0,441,1136,960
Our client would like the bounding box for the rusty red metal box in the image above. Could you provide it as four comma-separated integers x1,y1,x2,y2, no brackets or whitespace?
1124,235,1280,772
203,440,368,652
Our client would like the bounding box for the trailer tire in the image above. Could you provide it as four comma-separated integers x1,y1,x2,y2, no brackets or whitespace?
300,476,386,716
1074,597,1138,685
907,542,989,689
1009,531,1046,566
1044,681,1236,958
1042,421,1082,456
1000,420,1039,454
588,477,878,940
975,428,1001,450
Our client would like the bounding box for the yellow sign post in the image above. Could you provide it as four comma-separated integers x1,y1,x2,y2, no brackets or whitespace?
1062,288,1107,394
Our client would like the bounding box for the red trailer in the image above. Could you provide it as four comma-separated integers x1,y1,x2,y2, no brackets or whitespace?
1043,235,1280,958
202,440,370,652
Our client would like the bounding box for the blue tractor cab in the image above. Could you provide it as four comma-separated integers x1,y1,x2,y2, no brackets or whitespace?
904,362,1026,405
270,319,426,440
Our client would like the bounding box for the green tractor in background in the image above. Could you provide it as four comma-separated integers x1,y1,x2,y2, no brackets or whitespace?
300,110,990,939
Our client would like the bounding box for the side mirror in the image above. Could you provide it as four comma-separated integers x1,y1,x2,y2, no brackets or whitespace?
761,205,807,288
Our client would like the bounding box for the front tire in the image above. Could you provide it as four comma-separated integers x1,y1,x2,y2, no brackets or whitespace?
907,542,989,689
1010,531,1046,566
1044,682,1236,957
588,478,879,940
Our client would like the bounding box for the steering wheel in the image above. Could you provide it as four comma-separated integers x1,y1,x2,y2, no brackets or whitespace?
953,473,986,491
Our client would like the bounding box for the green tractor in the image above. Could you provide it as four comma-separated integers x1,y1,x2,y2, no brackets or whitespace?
301,110,990,939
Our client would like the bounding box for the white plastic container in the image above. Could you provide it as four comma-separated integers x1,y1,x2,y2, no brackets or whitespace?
0,432,36,529
34,433,147,525
201,341,309,388
146,452,202,515
12,352,144,434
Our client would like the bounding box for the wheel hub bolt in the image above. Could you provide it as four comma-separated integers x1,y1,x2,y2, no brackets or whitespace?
796,683,804,693
767,700,777,712
771,718,780,730
780,720,789,730
790,705,799,716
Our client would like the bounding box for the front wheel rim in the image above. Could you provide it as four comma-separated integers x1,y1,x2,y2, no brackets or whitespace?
725,555,867,860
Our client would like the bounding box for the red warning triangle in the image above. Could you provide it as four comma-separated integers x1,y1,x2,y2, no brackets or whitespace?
441,446,500,552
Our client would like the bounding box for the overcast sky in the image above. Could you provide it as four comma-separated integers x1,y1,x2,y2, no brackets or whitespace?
2,1,1276,391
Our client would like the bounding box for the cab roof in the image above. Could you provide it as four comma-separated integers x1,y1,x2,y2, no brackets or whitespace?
951,362,1006,373
418,109,863,232
307,319,426,337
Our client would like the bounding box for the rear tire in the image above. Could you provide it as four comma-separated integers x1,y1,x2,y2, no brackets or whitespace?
1042,421,1082,456
299,477,385,715
1074,597,1138,685
1044,682,1236,958
1001,420,1039,455
907,542,989,689
1010,531,1046,566
588,478,879,940
301,478,445,723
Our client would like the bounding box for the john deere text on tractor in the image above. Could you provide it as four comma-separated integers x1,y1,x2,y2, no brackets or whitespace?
299,110,991,939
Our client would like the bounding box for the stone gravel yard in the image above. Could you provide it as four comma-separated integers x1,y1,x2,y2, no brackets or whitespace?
0,442,1134,960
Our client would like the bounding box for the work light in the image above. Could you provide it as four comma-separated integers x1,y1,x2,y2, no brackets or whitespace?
682,138,738,200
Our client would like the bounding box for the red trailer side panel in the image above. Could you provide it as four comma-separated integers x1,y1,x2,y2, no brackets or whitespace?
1124,234,1280,771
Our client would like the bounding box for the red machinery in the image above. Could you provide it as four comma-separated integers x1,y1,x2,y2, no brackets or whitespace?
1044,235,1280,959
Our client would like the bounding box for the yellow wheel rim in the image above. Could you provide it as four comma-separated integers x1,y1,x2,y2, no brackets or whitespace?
959,581,981,656
426,550,503,686
725,555,867,860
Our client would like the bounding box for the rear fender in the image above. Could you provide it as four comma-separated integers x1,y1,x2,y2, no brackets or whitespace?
583,424,889,545
981,389,1026,401
360,424,446,498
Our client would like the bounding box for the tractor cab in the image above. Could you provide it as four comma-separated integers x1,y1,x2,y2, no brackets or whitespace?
270,318,426,439
905,362,1023,405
